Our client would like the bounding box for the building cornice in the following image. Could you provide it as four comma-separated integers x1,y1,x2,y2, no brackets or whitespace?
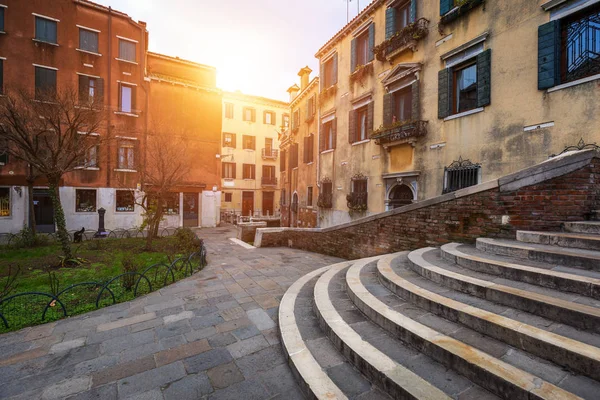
148,74,221,94
224,92,289,108
147,52,216,71
290,78,319,108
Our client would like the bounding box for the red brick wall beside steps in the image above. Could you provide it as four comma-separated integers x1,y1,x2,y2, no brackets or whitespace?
258,158,600,260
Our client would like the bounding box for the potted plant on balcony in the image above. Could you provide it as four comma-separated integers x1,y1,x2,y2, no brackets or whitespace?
349,63,373,87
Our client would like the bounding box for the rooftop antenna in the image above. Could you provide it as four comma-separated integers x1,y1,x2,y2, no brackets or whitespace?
345,0,360,23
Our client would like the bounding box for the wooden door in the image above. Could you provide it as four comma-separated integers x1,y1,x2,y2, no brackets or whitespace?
262,192,274,216
183,193,199,227
33,189,55,233
242,191,254,216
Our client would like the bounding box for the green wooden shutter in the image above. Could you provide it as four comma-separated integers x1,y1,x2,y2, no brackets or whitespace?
411,80,420,120
367,101,374,137
383,93,393,126
476,49,491,108
320,61,325,91
349,109,357,143
440,0,453,16
332,54,338,85
351,38,357,73
538,20,561,90
368,24,375,63
438,68,451,119
410,0,417,23
320,124,325,152
385,7,397,39
332,118,337,149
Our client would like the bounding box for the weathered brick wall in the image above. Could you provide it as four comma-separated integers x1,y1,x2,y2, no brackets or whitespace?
258,154,600,260
237,222,267,243
297,207,318,228
281,205,290,227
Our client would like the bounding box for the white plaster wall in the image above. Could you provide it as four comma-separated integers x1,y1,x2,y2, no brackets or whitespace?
202,190,221,228
0,186,28,234
318,209,374,229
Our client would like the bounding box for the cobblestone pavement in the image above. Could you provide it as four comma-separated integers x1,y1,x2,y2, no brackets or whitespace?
0,226,344,400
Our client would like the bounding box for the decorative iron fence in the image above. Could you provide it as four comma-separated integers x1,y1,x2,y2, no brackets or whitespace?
0,242,207,332
442,157,481,194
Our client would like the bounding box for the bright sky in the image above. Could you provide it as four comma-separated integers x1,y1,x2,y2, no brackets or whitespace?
96,0,370,102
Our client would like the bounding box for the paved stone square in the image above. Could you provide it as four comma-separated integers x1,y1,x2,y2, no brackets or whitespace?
0,226,343,400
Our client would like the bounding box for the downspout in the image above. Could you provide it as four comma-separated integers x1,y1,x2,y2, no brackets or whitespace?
106,7,112,187
316,92,321,227
138,23,149,190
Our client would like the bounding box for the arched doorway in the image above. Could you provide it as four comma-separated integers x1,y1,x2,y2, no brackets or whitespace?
389,184,413,209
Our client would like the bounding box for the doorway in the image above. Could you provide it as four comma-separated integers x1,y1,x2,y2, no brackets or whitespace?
389,184,413,209
33,189,55,233
183,193,199,227
262,192,274,216
242,191,254,216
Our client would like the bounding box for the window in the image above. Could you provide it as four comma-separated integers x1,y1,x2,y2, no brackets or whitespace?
348,177,368,210
306,95,316,121
224,193,232,202
303,134,314,164
79,75,103,104
76,189,97,212
562,5,600,84
243,164,256,179
243,107,256,122
438,48,491,118
322,55,338,88
281,188,287,206
225,103,234,118
262,165,276,185
392,87,413,122
318,181,333,209
116,190,135,212
118,83,135,113
321,119,336,151
79,28,99,53
163,193,179,215
443,158,481,194
396,2,410,32
242,135,255,150
355,29,370,68
0,187,9,217
79,145,98,168
280,149,286,172
118,143,135,170
119,39,136,62
0,60,3,95
35,66,57,100
222,162,236,179
0,140,8,166
0,7,4,33
283,114,290,129
290,143,299,169
307,187,313,207
292,109,300,130
264,111,275,125
356,106,368,142
35,16,57,44
453,62,477,114
223,132,236,148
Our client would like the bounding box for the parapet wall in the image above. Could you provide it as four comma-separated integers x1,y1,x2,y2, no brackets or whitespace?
255,150,600,259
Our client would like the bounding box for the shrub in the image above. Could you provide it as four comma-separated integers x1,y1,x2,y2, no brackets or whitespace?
121,254,139,291
11,227,49,249
173,227,199,253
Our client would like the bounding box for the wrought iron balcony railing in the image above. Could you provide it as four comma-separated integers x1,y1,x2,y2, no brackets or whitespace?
317,193,333,209
346,192,368,212
373,18,429,62
262,148,279,159
371,120,428,146
261,176,278,186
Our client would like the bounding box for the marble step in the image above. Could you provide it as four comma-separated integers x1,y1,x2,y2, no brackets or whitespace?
563,221,600,235
517,231,600,251
440,242,600,299
377,253,600,385
477,238,600,271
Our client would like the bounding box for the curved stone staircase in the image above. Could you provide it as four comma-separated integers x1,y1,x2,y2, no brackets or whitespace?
279,222,600,399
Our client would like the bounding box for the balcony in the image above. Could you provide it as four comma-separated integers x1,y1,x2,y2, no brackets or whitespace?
440,0,484,25
346,192,368,212
317,193,333,209
373,18,429,62
262,148,279,160
371,120,428,147
261,176,278,186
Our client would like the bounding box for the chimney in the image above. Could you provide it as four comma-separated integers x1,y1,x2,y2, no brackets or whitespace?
287,84,300,102
298,66,312,91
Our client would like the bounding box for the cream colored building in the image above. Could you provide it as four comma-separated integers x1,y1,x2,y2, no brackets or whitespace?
220,92,289,217
314,0,600,228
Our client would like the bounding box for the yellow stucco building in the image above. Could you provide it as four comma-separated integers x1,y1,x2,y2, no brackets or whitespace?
312,0,600,227
220,92,289,218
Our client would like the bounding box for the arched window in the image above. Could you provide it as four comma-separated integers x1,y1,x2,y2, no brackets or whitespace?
389,184,413,209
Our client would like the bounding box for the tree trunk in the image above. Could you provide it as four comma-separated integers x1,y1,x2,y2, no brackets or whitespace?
49,181,72,259
26,178,36,235
145,202,163,251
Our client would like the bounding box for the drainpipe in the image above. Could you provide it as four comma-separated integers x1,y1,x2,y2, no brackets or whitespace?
137,23,149,191
316,95,321,226
106,7,112,187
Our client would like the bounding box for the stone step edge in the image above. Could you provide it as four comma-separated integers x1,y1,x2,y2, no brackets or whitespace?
517,231,600,250
377,253,600,382
408,247,600,334
563,221,600,234
278,263,349,400
440,243,600,300
476,238,600,270
313,257,452,400
347,255,582,400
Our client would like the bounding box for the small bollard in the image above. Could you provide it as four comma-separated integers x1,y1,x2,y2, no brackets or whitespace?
94,207,108,238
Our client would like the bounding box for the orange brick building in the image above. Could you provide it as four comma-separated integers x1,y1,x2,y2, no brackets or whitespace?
0,0,222,234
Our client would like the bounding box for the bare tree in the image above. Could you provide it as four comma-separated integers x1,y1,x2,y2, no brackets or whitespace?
130,121,194,250
0,87,106,259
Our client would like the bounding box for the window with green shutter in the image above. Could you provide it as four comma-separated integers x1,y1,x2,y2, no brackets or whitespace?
352,24,374,72
79,28,99,53
321,53,338,90
35,66,57,100
35,16,57,44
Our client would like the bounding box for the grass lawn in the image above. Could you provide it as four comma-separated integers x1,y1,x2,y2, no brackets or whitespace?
0,236,204,333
